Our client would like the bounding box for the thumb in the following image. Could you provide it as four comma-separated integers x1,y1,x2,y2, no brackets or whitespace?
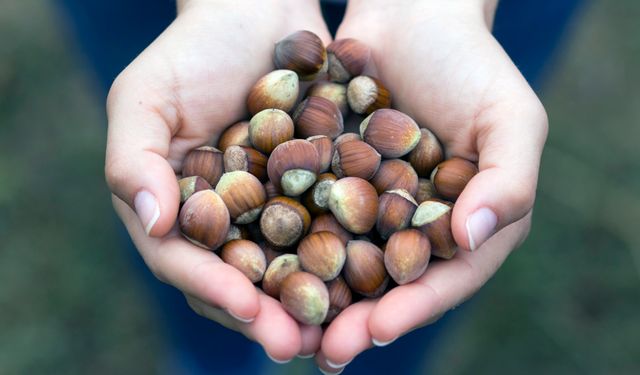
451,100,548,251
105,73,180,237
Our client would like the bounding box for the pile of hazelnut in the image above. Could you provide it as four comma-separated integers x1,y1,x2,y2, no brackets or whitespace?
177,31,478,326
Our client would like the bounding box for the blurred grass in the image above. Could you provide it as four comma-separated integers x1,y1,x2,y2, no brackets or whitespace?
0,0,638,374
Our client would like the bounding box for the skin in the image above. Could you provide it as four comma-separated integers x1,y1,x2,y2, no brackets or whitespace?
105,0,548,369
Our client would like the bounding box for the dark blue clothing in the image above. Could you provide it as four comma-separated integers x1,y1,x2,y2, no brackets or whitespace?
55,1,584,373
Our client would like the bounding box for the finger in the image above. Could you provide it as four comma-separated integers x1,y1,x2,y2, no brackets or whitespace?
368,214,530,344
105,69,182,237
114,196,260,321
186,293,303,363
298,324,323,358
318,300,377,371
452,99,548,250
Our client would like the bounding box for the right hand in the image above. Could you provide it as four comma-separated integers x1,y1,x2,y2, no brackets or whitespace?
105,0,331,362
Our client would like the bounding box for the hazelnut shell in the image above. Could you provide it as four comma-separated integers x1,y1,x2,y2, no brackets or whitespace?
310,213,353,246
220,240,267,283
215,171,266,224
223,145,268,181
179,190,230,250
384,229,431,285
360,109,421,158
325,276,352,323
306,81,349,116
248,108,294,154
292,96,344,139
328,177,378,234
347,76,391,115
343,240,388,297
247,69,299,115
307,135,335,173
178,176,212,204
280,271,329,325
262,253,302,298
411,198,456,259
297,231,346,281
370,159,419,196
259,196,311,249
217,121,251,152
274,30,327,81
182,146,224,187
267,139,320,196
430,157,479,201
376,189,418,240
331,139,381,180
326,38,370,83
407,128,444,177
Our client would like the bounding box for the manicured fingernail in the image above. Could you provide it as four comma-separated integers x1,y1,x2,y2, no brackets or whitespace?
297,353,315,359
319,367,344,375
326,359,351,369
465,207,497,251
226,309,255,324
134,190,160,235
266,352,291,364
372,337,397,347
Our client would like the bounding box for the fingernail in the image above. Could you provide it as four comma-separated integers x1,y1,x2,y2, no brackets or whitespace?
266,352,291,364
326,359,351,369
226,309,255,324
134,190,160,235
319,367,344,375
465,207,497,251
372,336,397,347
297,353,315,359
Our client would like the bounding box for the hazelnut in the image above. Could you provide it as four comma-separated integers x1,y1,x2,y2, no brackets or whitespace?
247,69,299,115
333,132,361,146
310,213,353,246
262,253,301,298
306,81,349,116
274,30,327,81
217,121,251,152
259,196,311,249
347,76,391,115
178,176,211,204
415,178,438,203
179,190,230,250
292,96,344,139
326,38,370,83
328,177,378,234
182,146,224,186
407,128,444,177
267,139,320,196
224,224,250,244
307,135,334,173
215,171,266,224
370,159,419,196
220,240,267,283
303,173,337,215
376,189,418,240
223,145,268,181
248,108,294,154
343,240,388,297
260,242,284,266
297,231,346,281
360,109,421,158
430,157,478,201
280,271,329,325
331,139,381,180
411,199,456,259
263,180,281,201
384,229,430,285
324,276,352,323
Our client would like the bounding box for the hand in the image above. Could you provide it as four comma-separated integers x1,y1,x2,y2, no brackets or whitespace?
316,0,548,371
105,0,330,362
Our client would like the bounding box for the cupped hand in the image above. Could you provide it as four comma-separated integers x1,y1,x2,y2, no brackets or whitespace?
317,0,548,371
105,0,330,362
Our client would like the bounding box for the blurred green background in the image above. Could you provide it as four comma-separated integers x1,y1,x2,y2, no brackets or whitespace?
0,1,638,374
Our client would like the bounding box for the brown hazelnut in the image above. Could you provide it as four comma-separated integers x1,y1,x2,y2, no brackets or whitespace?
260,242,284,266
384,229,431,285
223,145,268,181
280,271,329,325
415,178,438,204
328,177,378,234
360,109,421,158
407,128,444,177
326,38,370,83
262,253,301,298
347,76,391,115
306,81,349,116
267,139,320,196
430,157,478,201
303,173,337,215
331,139,381,180
220,240,267,283
182,146,224,186
247,70,299,115
324,276,352,323
259,196,311,249
224,224,250,244
179,190,230,250
307,135,334,173
343,240,388,297
263,180,281,201
411,198,456,259
310,213,353,246
274,30,327,81
248,108,294,154
215,171,266,224
178,176,211,204
333,132,361,146
217,121,251,152
292,96,344,139
370,159,419,196
297,231,346,281
376,189,418,240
